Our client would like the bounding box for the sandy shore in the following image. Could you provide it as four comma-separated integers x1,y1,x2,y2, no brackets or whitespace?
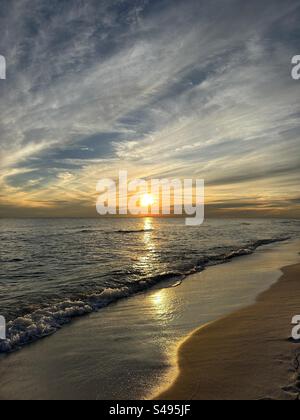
157,263,300,400
0,240,299,400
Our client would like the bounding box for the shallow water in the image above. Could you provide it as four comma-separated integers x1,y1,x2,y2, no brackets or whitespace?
0,239,299,400
0,218,299,352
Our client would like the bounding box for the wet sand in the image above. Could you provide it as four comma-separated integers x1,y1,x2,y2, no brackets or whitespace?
0,240,299,400
158,263,300,400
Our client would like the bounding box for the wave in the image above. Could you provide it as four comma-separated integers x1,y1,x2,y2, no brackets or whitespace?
114,229,154,234
0,258,24,263
77,229,154,234
0,236,290,354
0,271,183,353
195,238,290,268
224,239,279,260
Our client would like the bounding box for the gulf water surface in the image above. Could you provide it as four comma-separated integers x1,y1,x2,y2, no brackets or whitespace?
0,218,299,353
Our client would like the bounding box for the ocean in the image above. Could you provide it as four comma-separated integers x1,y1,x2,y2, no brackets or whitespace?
0,217,299,353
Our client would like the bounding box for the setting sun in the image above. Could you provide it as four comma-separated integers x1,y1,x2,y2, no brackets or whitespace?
140,194,155,208
1,0,300,404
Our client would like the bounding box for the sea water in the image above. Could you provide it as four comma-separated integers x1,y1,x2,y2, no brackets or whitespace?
0,217,299,352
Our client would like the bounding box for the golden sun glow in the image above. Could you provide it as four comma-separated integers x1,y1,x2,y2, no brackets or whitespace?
140,193,155,207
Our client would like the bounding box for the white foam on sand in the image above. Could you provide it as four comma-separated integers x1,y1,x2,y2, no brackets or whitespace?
0,238,290,354
0,240,299,400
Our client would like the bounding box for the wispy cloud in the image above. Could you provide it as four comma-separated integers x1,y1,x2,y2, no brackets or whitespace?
0,0,299,217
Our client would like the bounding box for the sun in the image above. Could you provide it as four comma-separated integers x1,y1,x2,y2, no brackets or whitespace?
140,193,155,207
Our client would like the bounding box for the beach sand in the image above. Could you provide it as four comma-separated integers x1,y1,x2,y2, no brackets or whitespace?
0,240,299,400
157,263,300,400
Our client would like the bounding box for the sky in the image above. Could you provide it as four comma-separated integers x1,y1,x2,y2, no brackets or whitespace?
0,0,299,218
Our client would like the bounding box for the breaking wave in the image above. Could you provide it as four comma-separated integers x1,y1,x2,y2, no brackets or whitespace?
114,229,154,234
78,229,154,234
0,237,290,353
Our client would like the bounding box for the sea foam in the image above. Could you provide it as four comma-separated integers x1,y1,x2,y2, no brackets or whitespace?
0,237,290,353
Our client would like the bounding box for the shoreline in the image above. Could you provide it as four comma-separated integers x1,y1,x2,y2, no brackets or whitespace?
156,262,300,400
0,239,299,400
0,237,291,354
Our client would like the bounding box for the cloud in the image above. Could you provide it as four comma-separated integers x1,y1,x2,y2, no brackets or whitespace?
0,0,300,217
